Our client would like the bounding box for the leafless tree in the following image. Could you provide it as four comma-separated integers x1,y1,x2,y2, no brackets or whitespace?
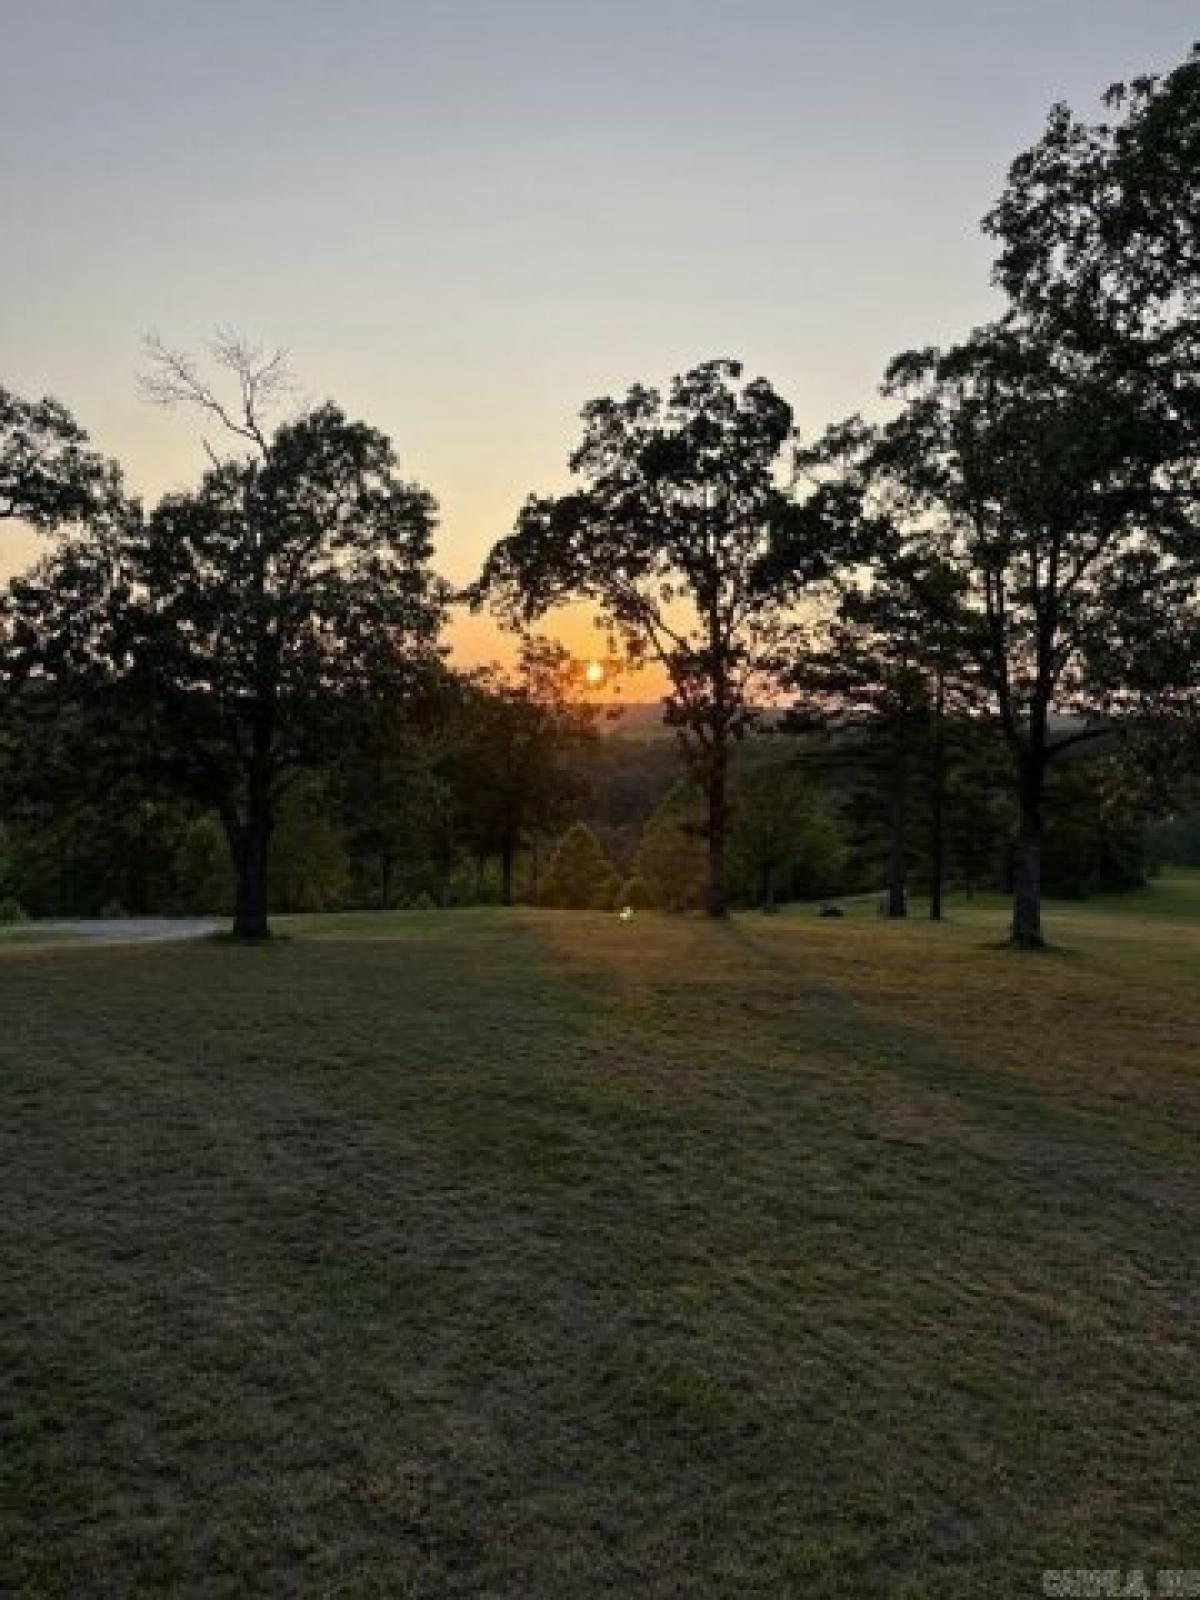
139,328,295,465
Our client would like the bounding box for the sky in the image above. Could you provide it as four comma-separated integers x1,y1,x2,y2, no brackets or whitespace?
2,0,1196,671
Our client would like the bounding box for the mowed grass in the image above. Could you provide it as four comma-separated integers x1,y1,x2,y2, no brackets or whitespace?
2,882,1198,1597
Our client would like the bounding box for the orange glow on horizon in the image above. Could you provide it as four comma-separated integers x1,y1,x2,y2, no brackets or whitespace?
446,604,668,699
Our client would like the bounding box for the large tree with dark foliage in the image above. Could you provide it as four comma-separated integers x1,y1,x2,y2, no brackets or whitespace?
780,49,1196,946
0,384,129,852
475,359,825,916
1,385,124,534
983,45,1197,367
980,47,1197,938
334,671,462,910
454,638,598,905
728,759,845,912
782,550,970,920
140,418,444,938
984,45,1200,813
4,340,447,939
860,322,1176,946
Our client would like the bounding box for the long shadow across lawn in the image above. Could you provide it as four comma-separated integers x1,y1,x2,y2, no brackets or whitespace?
1,915,1197,1598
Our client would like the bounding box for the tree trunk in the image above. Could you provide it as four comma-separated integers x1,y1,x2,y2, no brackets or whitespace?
929,670,946,922
231,815,272,940
759,864,777,914
705,743,728,918
530,835,541,905
886,738,908,919
704,583,730,919
1011,767,1044,948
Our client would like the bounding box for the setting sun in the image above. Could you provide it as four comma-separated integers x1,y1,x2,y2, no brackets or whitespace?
584,657,606,688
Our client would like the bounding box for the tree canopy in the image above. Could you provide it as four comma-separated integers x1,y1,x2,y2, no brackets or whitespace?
475,358,829,915
4,386,447,939
1,386,125,533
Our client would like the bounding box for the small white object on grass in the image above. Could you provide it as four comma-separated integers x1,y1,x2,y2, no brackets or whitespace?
619,906,634,921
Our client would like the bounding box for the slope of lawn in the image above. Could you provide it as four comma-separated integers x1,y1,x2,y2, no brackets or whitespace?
2,882,1198,1597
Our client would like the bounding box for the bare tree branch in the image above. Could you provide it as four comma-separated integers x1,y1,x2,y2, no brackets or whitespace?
138,329,295,459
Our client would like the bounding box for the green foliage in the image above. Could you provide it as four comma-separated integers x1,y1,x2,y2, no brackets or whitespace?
637,783,708,912
943,752,1016,896
1043,756,1148,898
269,786,351,913
172,816,234,914
0,785,195,918
443,852,506,906
337,698,460,910
2,353,448,939
1148,800,1200,870
0,895,28,923
453,639,597,903
730,763,847,907
539,823,619,910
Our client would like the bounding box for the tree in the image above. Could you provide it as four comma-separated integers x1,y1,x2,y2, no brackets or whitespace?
1149,787,1200,869
983,47,1198,366
3,338,447,939
1,385,124,534
774,51,1195,946
1094,593,1200,813
1,386,131,901
980,46,1199,911
0,565,169,917
1041,750,1149,898
172,816,234,915
538,823,619,910
269,779,351,913
335,681,460,909
781,557,969,919
636,781,709,912
806,316,1178,946
454,638,598,905
729,761,845,910
943,731,1015,899
474,359,827,917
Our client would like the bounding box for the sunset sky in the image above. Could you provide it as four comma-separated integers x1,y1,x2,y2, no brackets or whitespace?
2,0,1195,673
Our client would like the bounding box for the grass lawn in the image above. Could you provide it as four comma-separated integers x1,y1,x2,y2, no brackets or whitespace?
0,924,81,947
2,879,1198,1596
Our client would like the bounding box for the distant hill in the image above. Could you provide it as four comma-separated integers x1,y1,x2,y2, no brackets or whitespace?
600,701,794,739
598,702,1118,753
600,701,672,738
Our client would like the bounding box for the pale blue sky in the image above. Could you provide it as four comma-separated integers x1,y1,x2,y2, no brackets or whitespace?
2,0,1195,659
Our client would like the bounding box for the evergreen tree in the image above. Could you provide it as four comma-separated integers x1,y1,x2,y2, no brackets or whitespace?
637,783,709,912
539,823,619,910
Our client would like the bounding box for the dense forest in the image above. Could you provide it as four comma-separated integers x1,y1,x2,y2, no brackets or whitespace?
0,689,1161,922
1,45,1197,945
